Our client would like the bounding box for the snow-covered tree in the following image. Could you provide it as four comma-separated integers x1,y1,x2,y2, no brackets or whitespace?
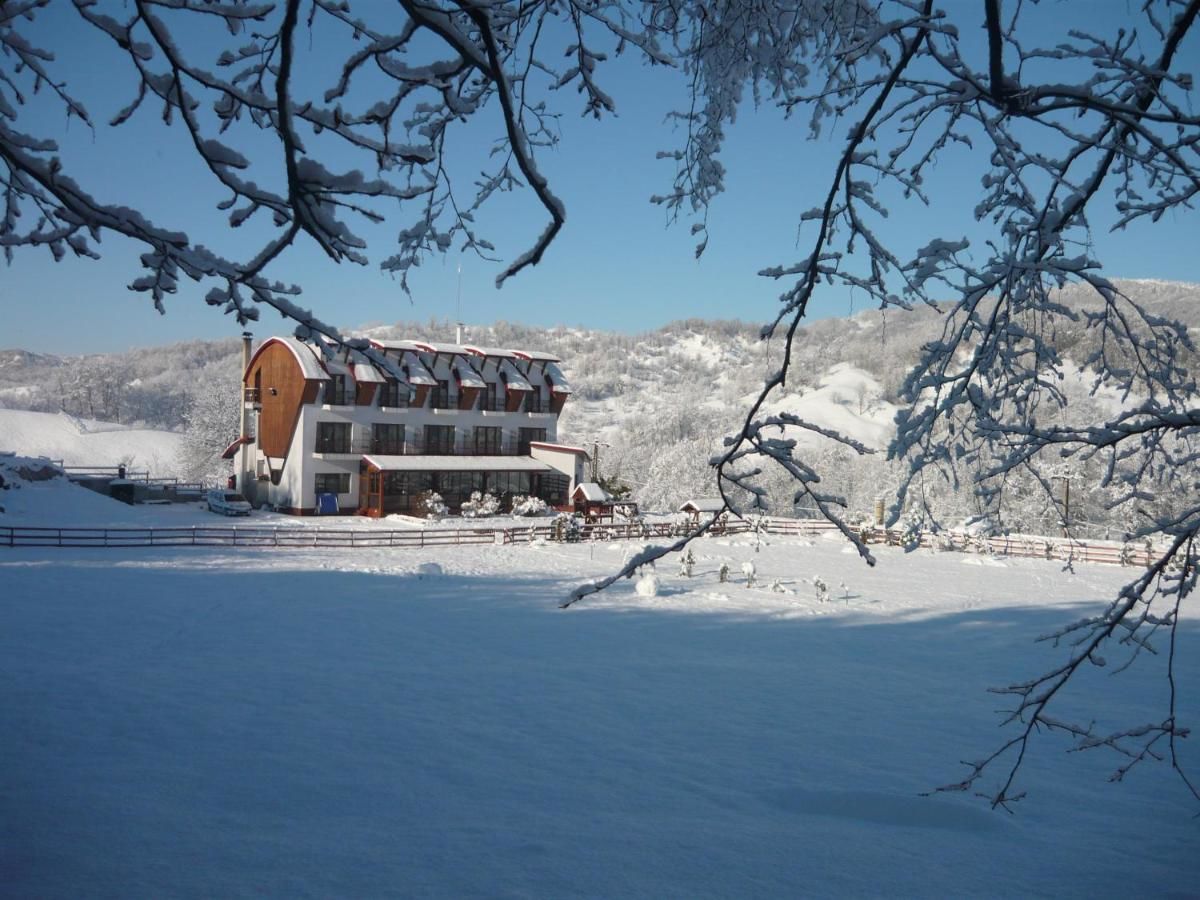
176,371,240,484
7,0,1199,809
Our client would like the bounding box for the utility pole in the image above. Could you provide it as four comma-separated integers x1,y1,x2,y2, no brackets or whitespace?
589,440,611,483
239,331,252,493
1054,474,1071,535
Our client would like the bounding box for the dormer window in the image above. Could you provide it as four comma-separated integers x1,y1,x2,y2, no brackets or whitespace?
325,374,348,406
432,379,451,409
379,379,405,408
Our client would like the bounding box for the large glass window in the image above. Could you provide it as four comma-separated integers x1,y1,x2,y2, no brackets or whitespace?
325,374,349,406
473,426,502,455
315,421,351,453
436,471,484,501
373,423,404,455
536,473,569,507
518,427,547,455
485,471,532,497
424,424,456,455
484,381,499,411
379,379,406,408
525,388,543,413
315,472,350,494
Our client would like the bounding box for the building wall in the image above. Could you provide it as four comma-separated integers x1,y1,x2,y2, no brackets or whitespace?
242,342,568,514
244,341,317,459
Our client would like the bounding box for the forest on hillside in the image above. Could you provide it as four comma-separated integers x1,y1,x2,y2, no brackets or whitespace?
1,279,1195,535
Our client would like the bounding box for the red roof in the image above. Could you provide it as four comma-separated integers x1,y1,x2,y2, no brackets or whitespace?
220,436,252,459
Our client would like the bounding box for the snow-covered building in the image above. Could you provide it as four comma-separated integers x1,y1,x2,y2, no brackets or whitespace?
233,335,586,516
679,498,726,523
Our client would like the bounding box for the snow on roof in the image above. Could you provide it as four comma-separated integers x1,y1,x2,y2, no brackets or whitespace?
362,455,553,473
499,359,532,391
350,361,386,384
248,337,330,381
529,441,588,456
368,339,425,353
679,498,726,513
452,356,486,389
402,352,437,386
545,362,572,395
573,482,611,502
369,339,558,363
321,357,353,378
344,349,386,384
463,344,517,359
512,349,562,363
412,341,474,355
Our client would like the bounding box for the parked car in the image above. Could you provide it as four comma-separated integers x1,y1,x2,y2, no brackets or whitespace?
206,489,252,516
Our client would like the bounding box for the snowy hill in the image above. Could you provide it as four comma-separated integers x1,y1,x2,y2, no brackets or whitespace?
0,409,185,474
0,278,1195,516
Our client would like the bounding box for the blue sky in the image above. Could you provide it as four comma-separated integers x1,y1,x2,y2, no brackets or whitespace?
3,2,1198,355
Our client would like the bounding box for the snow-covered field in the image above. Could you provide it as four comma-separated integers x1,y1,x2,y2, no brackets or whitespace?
2,482,1197,896
0,408,184,472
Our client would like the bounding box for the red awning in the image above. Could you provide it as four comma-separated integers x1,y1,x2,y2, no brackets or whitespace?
220,436,252,459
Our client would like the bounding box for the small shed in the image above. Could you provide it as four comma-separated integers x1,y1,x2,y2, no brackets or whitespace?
572,482,613,521
679,498,726,524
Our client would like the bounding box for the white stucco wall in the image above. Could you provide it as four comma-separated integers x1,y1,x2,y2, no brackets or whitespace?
241,349,566,512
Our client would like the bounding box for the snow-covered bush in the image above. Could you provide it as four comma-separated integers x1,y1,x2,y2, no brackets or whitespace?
552,512,582,542
812,575,829,603
678,548,695,578
460,491,500,518
417,490,448,520
718,562,730,583
898,514,923,552
635,571,660,598
510,494,549,517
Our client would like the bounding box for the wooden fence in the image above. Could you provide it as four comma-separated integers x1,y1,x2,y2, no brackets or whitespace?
0,517,1161,567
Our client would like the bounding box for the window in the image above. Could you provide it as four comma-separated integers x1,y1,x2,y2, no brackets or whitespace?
485,471,531,497
473,426,502,455
379,379,406,408
436,471,484,505
384,471,432,496
535,473,569,507
315,472,351,494
424,424,456,455
525,389,543,413
315,421,351,453
431,379,451,409
373,423,404,455
484,381,499,411
518,427,547,455
325,374,349,406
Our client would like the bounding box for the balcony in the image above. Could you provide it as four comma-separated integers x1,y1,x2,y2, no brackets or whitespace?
352,439,526,457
